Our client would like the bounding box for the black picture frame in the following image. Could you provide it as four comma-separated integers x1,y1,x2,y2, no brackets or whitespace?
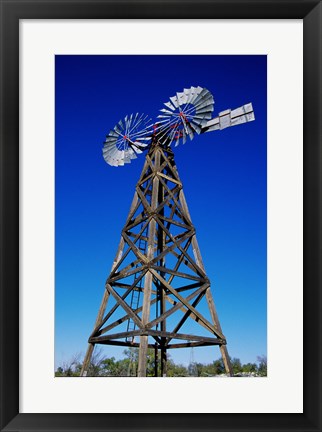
0,1,321,431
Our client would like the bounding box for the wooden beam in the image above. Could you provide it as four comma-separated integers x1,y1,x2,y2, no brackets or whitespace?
124,192,139,226
108,263,147,283
157,158,168,377
158,213,192,231
147,283,208,330
112,258,141,276
165,291,205,346
146,330,225,344
150,268,222,337
112,282,143,291
97,297,158,336
137,154,153,183
137,170,154,188
154,217,207,279
88,340,157,349
80,234,126,376
105,283,143,329
168,242,201,277
150,230,193,266
151,264,206,282
167,341,218,349
107,243,132,279
178,188,233,376
156,176,182,214
124,217,151,245
164,294,210,333
90,329,142,343
220,345,234,376
155,177,181,208
138,148,160,377
137,172,154,200
91,330,224,346
121,231,149,264
126,232,149,243
80,343,94,377
158,146,180,181
168,282,203,292
157,171,181,186
135,185,153,215
124,213,148,232
90,271,147,337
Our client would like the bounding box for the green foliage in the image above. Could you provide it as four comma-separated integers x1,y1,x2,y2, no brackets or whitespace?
122,347,157,377
55,351,267,377
167,359,189,377
212,359,225,375
257,355,267,376
231,357,243,374
99,357,130,376
242,362,258,373
55,353,82,377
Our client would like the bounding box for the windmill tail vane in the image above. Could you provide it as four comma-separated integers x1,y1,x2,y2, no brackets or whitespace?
80,85,255,377
102,86,255,167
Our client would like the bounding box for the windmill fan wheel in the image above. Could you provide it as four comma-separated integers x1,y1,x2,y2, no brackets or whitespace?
156,86,214,147
103,113,154,167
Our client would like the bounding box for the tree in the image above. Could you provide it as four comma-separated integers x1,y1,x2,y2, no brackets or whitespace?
230,357,243,374
99,356,127,376
55,366,65,377
166,359,189,377
86,348,109,376
212,359,225,375
122,347,157,377
55,349,106,377
55,350,267,378
188,362,198,377
257,355,267,376
242,362,258,373
55,353,82,377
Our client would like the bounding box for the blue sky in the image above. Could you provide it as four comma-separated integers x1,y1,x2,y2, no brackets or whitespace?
55,55,267,369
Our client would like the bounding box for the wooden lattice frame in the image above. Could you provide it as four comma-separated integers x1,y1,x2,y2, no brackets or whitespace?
81,142,233,377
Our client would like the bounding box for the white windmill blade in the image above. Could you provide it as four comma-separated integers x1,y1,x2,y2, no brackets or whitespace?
106,148,124,164
127,147,137,160
202,102,255,133
182,87,191,104
189,86,204,105
156,86,215,147
117,118,124,130
169,95,179,108
196,106,214,115
182,128,187,144
131,145,143,155
102,113,154,167
189,122,202,134
108,130,119,138
133,141,149,149
105,155,119,167
184,87,195,104
123,149,133,164
160,108,175,115
164,101,176,111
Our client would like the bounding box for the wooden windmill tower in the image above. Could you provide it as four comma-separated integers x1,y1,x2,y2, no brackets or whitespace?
80,87,255,377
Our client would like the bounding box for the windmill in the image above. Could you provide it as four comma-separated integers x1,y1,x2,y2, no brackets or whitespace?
80,86,255,377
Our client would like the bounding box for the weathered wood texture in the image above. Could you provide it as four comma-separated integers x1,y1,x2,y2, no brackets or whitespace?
81,142,233,377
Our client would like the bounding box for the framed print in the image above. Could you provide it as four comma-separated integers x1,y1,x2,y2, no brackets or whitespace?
54,53,267,385
0,1,321,431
